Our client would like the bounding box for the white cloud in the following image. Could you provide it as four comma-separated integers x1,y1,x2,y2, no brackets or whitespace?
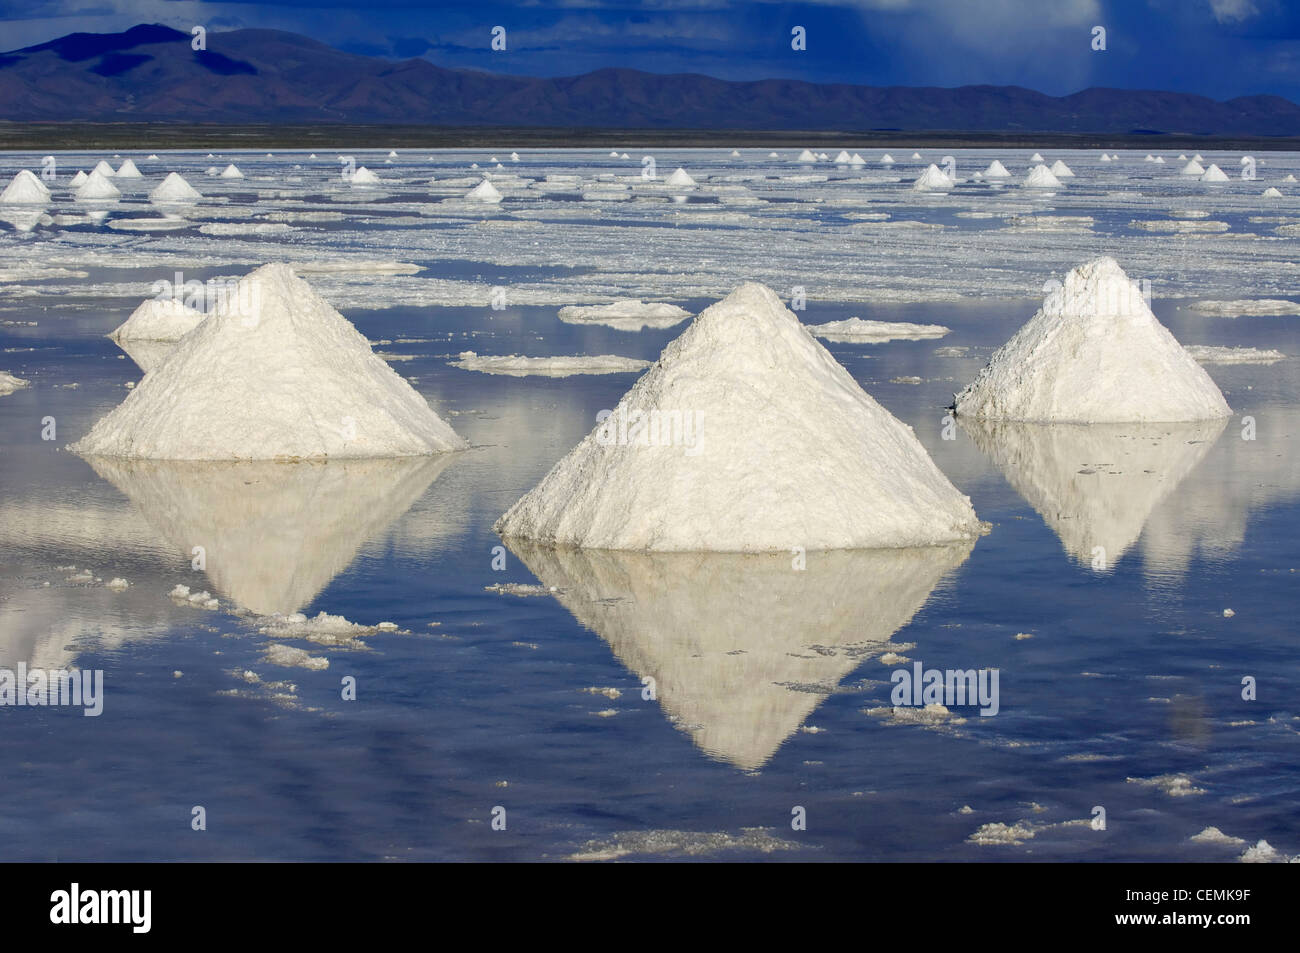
1209,0,1260,22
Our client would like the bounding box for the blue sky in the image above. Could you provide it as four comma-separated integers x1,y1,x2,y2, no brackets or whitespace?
1,0,1298,100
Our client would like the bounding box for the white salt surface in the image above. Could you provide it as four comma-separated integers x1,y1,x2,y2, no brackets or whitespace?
1189,298,1300,315
955,257,1232,422
451,351,650,377
494,282,983,551
0,371,28,395
72,263,467,460
806,317,950,342
149,172,202,203
1,170,51,204
110,297,205,342
557,299,691,331
1185,345,1286,364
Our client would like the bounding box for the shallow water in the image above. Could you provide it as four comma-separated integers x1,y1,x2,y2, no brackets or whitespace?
0,148,1298,861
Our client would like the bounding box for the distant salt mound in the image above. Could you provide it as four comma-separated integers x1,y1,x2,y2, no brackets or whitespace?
92,160,115,177
983,160,1011,178
466,179,502,203
0,371,28,396
954,257,1231,423
807,317,950,342
1180,160,1206,175
1200,164,1230,183
115,159,143,178
880,154,896,164
149,172,202,203
912,164,953,191
495,282,983,552
1144,154,1155,162
1100,153,1112,162
511,152,520,161
834,150,851,164
1023,164,1063,188
558,300,691,332
849,152,866,166
350,166,381,185
72,263,466,460
665,167,697,187
797,150,817,162
1049,159,1075,177
768,151,779,158
1030,152,1044,162
1263,186,1284,198
451,352,649,377
110,298,205,344
1,170,51,204
219,164,244,179
910,152,922,159
1154,156,1165,164
1285,174,1298,183
69,170,88,186
76,170,121,200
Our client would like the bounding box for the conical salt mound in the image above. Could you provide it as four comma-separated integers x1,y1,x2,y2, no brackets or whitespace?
1023,164,1063,188
350,166,380,185
69,170,88,186
1192,154,1204,162
665,167,696,187
1049,159,1075,177
219,164,244,179
912,164,953,191
149,172,202,203
1180,160,1205,175
115,159,143,178
466,179,502,202
1263,186,1284,197
849,152,866,166
111,297,205,343
954,257,1232,423
72,264,467,460
1200,164,1230,182
983,160,1011,178
0,170,51,204
76,170,121,200
1030,152,1044,162
834,150,852,164
880,153,896,164
92,160,115,177
1100,153,1112,162
797,149,817,162
495,282,982,551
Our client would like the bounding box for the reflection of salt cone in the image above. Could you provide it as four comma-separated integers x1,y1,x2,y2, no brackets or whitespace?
86,456,452,614
961,417,1226,569
506,539,973,770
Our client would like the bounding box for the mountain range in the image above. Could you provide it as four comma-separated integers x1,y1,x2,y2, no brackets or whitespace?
3,23,1300,135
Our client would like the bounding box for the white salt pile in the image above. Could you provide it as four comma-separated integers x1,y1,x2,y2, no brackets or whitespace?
880,154,896,164
0,371,28,396
983,160,1011,178
511,152,520,161
110,297,205,343
1200,164,1230,183
494,282,982,551
954,257,1231,423
92,160,115,177
115,159,143,178
1193,153,1204,162
0,170,51,204
69,170,88,186
768,151,779,158
807,317,950,342
849,153,866,166
219,164,244,179
72,263,466,460
1285,174,1298,183
1263,186,1284,198
912,164,953,191
608,151,619,157
76,170,121,200
1049,159,1075,177
1030,152,1044,162
834,150,852,164
1100,153,1112,162
1180,159,1206,175
350,167,381,185
1154,156,1165,163
797,149,817,162
466,179,503,203
1023,164,1063,188
451,352,649,377
665,167,697,187
558,300,691,331
387,150,398,158
149,172,202,203
1144,154,1155,162
910,152,922,159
